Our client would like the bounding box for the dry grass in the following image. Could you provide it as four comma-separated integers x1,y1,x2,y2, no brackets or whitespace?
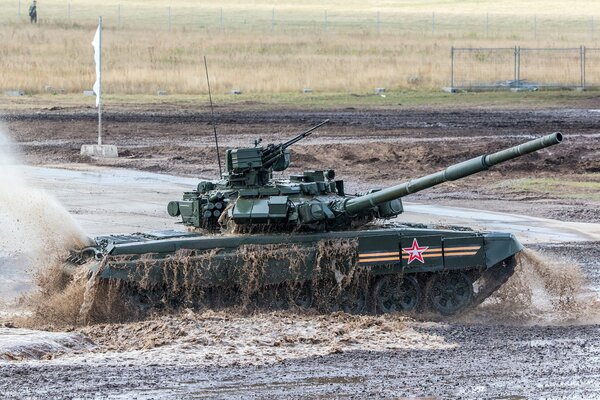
2,1,600,95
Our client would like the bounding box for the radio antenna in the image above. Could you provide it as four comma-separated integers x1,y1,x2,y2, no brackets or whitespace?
204,56,223,177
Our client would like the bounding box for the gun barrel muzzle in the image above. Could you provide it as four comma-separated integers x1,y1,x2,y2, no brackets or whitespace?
343,132,563,214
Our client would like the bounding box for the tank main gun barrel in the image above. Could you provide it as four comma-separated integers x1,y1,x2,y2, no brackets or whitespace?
261,119,329,168
343,132,563,214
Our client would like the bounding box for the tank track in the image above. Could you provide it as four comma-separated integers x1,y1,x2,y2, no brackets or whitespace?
471,256,517,308
77,256,517,322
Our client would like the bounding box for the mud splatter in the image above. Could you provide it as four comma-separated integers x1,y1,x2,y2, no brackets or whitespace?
17,262,86,328
0,125,91,305
21,239,370,327
76,309,451,368
468,248,599,324
0,128,90,259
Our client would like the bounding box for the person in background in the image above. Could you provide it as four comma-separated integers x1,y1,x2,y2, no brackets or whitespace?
29,1,37,24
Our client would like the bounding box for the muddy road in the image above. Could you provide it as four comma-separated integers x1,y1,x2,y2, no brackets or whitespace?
2,106,599,224
1,105,600,398
4,322,600,399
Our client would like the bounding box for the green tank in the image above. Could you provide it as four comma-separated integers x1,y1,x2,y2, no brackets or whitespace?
67,123,563,317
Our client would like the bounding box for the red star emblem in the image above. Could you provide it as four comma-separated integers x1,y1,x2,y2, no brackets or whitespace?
402,238,429,264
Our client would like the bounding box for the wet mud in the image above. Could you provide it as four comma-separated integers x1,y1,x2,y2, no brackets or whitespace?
464,248,600,324
2,107,599,223
22,239,367,327
4,239,599,398
1,106,600,398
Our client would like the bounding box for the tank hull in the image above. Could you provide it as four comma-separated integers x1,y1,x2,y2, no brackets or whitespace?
71,227,522,316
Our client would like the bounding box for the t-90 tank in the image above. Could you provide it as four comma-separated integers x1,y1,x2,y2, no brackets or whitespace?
67,122,563,318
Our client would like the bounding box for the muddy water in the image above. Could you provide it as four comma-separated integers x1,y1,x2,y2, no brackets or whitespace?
75,310,451,368
0,128,90,302
0,328,92,361
2,162,600,397
402,203,600,243
0,129,89,255
464,248,600,325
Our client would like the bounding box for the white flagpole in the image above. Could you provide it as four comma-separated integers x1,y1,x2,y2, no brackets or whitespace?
83,17,116,158
97,16,102,146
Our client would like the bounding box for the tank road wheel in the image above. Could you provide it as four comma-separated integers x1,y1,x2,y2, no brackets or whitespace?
207,286,239,309
373,275,421,314
254,285,288,310
290,282,313,309
340,288,367,315
426,272,474,316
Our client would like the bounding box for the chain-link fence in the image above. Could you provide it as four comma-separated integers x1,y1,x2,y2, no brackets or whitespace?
1,2,600,39
583,48,600,87
450,46,600,90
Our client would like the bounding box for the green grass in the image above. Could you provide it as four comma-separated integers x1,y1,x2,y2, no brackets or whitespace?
502,176,600,201
1,89,600,111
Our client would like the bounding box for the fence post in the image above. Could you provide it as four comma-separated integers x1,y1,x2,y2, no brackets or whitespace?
68,1,71,23
513,46,518,84
118,4,121,29
271,8,275,32
517,46,521,86
580,46,585,89
324,10,328,31
592,17,595,40
486,13,489,38
513,46,517,83
583,46,587,89
450,46,455,88
168,7,172,31
220,7,223,29
533,15,537,40
377,11,380,34
432,12,435,35
18,0,20,20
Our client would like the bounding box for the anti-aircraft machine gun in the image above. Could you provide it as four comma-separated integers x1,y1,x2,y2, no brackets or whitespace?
166,119,330,231
69,124,563,318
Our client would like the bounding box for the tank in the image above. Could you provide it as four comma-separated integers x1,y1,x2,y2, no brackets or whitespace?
67,123,563,318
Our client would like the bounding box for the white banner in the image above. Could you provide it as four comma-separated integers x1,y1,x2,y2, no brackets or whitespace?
91,24,101,107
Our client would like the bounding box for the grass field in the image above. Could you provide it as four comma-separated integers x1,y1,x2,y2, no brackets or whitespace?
502,175,600,201
2,1,600,96
2,90,599,112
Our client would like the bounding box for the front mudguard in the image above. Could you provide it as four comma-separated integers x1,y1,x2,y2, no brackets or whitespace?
483,232,523,268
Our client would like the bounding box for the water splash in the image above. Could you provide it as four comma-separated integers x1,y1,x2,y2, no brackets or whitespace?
467,248,600,324
0,124,91,301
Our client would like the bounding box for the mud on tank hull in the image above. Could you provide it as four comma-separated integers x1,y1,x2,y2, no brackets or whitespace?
68,227,522,317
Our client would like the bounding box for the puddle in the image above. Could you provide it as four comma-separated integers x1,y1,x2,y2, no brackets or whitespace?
403,202,600,243
0,327,93,361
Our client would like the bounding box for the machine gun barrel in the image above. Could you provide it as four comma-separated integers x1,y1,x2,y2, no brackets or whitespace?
262,119,330,167
344,132,563,214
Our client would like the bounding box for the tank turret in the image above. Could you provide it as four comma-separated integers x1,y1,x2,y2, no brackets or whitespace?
168,128,562,233
166,120,331,231
66,125,565,318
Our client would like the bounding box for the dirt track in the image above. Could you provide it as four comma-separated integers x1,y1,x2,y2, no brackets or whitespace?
2,106,599,224
4,323,600,399
1,105,600,398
